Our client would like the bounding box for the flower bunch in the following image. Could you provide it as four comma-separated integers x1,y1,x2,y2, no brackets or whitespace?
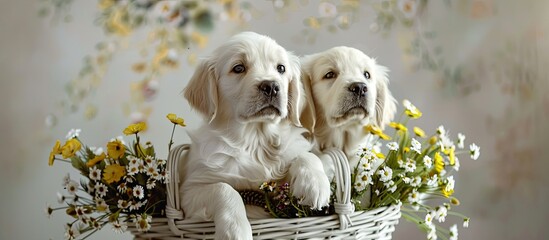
258,181,333,218
47,114,185,239
354,99,480,240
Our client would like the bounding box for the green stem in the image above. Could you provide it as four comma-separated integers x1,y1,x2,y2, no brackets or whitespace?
168,124,176,152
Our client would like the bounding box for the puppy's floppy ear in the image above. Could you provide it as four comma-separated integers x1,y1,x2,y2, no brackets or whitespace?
374,65,397,130
298,55,317,133
287,53,302,127
184,58,219,122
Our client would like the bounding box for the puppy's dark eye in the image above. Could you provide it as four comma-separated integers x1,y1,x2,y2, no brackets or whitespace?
277,64,285,74
324,71,336,79
232,64,246,74
364,71,370,79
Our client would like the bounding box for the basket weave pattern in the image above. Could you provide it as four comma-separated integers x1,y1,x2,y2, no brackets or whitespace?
128,144,401,239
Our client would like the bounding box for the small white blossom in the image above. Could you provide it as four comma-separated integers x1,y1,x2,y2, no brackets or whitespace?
65,128,81,139
457,133,466,149
374,189,380,195
404,158,417,173
118,200,130,209
453,157,460,171
408,189,420,204
57,192,65,204
66,180,79,195
427,174,438,187
436,125,446,136
378,166,393,182
117,182,128,193
95,198,108,212
384,180,395,189
74,206,88,220
133,185,145,199
410,176,422,187
436,205,448,222
449,224,458,240
423,155,433,168
470,143,480,160
112,220,128,234
358,158,373,171
89,166,102,181
388,185,397,193
134,214,152,232
410,138,422,153
427,224,437,240
445,176,455,193
403,177,412,184
146,179,157,189
127,164,140,176
387,142,399,151
424,212,434,226
463,218,470,228
64,224,81,240
95,183,108,198
354,181,366,192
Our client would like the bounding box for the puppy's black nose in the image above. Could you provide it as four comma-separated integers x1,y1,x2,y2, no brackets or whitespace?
259,81,280,97
348,82,367,97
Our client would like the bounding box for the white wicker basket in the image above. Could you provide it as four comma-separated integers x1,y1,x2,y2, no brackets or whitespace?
128,144,401,239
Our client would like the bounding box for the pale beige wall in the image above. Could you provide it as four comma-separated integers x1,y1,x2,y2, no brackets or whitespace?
1,0,548,239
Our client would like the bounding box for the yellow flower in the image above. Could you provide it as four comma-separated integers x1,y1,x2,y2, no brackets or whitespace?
413,127,425,138
48,140,62,166
447,146,456,166
103,164,126,184
364,124,391,140
61,139,82,159
404,147,410,153
374,151,385,159
442,187,454,198
107,139,125,159
98,0,114,10
389,122,408,132
433,152,445,174
405,108,422,119
86,153,106,167
166,113,186,127
123,122,147,135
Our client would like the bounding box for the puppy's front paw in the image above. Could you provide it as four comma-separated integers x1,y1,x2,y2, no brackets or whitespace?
291,169,331,209
215,214,253,240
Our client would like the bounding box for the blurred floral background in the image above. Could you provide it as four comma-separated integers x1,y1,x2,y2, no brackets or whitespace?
1,0,548,239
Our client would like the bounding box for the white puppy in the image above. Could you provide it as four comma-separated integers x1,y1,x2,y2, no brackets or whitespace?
180,32,331,240
300,46,397,182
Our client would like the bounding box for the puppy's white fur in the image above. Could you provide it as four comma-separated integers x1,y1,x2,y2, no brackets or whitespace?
180,32,330,240
300,46,397,203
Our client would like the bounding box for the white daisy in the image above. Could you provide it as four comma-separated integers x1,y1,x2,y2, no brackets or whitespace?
404,158,417,173
134,214,152,232
410,138,421,153
144,163,158,177
127,164,140,176
74,206,88,220
457,133,466,149
427,174,438,187
64,224,80,240
354,181,366,192
422,155,432,168
160,170,169,183
95,183,108,198
66,180,79,195
127,155,141,167
436,125,446,136
384,180,395,189
88,166,102,181
387,142,399,151
424,211,434,226
65,128,81,139
143,155,154,166
453,156,460,171
378,166,393,182
95,198,109,212
449,224,458,240
436,205,448,222
133,185,145,199
398,0,419,19
410,176,422,187
407,189,419,204
402,177,412,184
112,220,128,234
146,179,156,190
118,200,130,209
470,143,480,160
